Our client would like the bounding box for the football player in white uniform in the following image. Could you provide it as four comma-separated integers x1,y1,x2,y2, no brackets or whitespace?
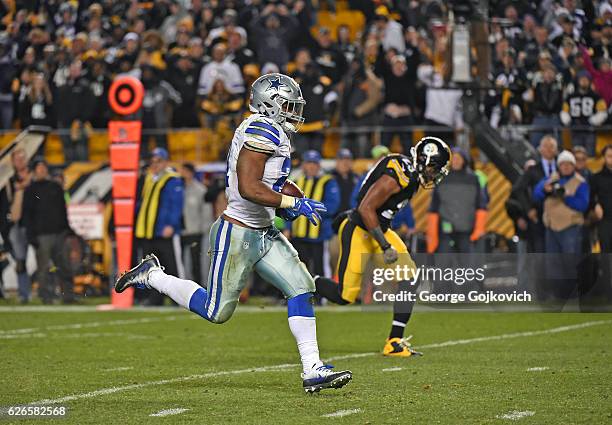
115,73,352,393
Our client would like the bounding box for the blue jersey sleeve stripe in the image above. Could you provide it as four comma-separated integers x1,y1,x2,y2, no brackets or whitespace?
245,127,280,145
249,121,280,136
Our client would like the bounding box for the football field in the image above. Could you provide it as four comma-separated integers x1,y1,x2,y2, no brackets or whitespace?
1,307,611,424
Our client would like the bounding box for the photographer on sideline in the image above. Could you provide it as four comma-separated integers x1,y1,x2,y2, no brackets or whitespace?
533,150,589,302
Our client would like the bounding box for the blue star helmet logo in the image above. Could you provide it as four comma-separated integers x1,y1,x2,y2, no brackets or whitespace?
267,77,285,92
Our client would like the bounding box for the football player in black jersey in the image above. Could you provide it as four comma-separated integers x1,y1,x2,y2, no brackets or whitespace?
315,137,451,356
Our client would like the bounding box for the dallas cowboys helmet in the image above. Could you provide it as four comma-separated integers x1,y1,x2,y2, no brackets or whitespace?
249,73,306,132
410,136,452,189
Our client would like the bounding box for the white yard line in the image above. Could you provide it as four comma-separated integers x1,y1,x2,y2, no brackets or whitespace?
103,367,134,372
322,409,362,418
0,332,153,340
29,364,297,406
0,315,185,336
25,319,610,406
526,367,549,372
496,410,535,420
417,320,612,349
149,408,189,417
381,367,403,372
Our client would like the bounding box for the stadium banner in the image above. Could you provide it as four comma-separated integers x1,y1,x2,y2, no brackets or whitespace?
360,253,612,312
67,203,105,240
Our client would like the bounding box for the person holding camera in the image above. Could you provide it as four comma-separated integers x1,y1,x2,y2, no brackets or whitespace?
534,150,589,253
533,150,589,301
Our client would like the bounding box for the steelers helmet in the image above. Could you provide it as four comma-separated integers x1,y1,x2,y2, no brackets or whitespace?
249,73,306,133
410,136,452,189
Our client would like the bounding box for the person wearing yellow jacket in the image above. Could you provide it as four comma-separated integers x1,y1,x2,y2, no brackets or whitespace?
427,147,488,253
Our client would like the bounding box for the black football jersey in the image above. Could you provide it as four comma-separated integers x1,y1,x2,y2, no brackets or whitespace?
351,154,420,230
564,90,606,125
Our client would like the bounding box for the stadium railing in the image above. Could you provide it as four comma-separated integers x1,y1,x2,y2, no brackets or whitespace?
0,124,610,164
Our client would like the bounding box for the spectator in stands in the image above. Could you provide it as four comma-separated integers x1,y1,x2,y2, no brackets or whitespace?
290,150,340,278
188,37,206,70
488,48,527,128
524,26,557,72
580,44,612,107
331,148,358,218
378,54,417,154
563,0,587,34
529,64,563,147
197,43,244,99
427,148,487,254
340,57,383,158
22,159,73,304
200,77,243,133
249,2,299,71
291,49,336,153
591,145,612,254
88,59,111,129
310,27,347,86
561,71,607,156
207,9,248,47
18,72,54,128
371,6,405,53
5,149,32,303
418,62,463,145
592,20,612,60
0,33,15,129
572,146,591,180
168,51,200,128
533,150,589,301
515,135,559,253
501,5,523,42
180,163,209,283
141,64,182,153
159,1,189,45
550,13,581,48
337,24,358,64
55,60,95,163
115,32,141,72
134,148,184,306
226,30,256,71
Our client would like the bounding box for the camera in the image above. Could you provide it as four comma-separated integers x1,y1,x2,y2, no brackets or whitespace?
551,181,565,197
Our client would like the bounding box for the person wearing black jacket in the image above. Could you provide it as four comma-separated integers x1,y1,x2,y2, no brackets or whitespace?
310,27,347,85
291,49,336,153
168,51,200,128
510,135,559,253
592,145,612,252
22,159,73,304
530,65,563,147
376,53,418,154
0,34,16,129
591,144,612,295
55,60,95,163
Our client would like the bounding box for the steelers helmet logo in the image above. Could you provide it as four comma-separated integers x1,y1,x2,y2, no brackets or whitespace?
423,142,439,156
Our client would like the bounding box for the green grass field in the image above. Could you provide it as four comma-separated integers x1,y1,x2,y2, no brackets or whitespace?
0,307,611,424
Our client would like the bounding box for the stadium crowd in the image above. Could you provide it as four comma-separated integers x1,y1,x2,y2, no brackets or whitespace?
2,1,612,158
0,0,610,303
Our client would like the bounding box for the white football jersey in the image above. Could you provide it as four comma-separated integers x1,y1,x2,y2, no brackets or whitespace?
223,114,292,228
